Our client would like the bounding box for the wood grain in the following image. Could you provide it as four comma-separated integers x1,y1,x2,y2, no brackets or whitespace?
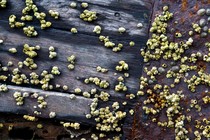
0,0,154,139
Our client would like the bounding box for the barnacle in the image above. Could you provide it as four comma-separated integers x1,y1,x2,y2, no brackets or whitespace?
80,10,97,22
49,10,59,19
0,0,7,8
23,115,36,121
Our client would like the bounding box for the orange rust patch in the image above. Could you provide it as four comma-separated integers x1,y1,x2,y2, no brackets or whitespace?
201,0,210,4
181,0,188,11
193,1,199,12
196,60,206,71
180,17,185,23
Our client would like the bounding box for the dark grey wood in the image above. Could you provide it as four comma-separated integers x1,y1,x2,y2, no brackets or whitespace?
0,85,94,124
0,0,154,138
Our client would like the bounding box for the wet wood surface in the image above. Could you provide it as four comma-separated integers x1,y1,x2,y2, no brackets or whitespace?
0,0,154,139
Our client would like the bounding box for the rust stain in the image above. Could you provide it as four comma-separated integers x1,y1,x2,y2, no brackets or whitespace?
180,17,185,24
193,1,199,12
181,0,188,11
201,0,210,4
189,11,194,17
131,107,137,139
196,60,206,71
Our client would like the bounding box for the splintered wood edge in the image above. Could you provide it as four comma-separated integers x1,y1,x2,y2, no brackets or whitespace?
0,85,95,125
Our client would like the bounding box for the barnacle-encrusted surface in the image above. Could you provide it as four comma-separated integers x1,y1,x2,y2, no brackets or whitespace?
0,0,152,139
133,1,210,140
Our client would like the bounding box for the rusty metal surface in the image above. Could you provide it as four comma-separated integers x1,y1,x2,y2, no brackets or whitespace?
131,0,210,140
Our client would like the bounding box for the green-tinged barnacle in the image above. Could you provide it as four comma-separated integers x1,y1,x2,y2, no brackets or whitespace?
105,41,115,48
163,5,169,11
69,94,76,100
21,15,33,21
49,112,56,118
68,64,75,70
0,75,8,81
67,55,76,63
23,57,37,69
40,70,54,90
7,61,13,67
83,91,90,98
63,85,69,90
11,68,29,85
23,44,39,58
0,0,7,8
63,122,80,130
0,84,8,92
96,66,108,73
9,15,25,28
98,91,110,101
23,26,38,37
37,124,43,129
70,27,78,34
175,32,182,38
23,115,37,121
81,2,88,8
115,81,127,92
0,123,3,129
129,41,135,47
49,10,59,19
13,91,25,105
112,46,122,52
70,2,77,8
74,88,82,94
84,77,109,89
93,25,102,34
188,30,193,36
80,10,97,22
9,48,17,53
115,60,129,71
129,109,134,115
118,27,126,33
51,66,60,75
49,46,57,59
137,23,143,28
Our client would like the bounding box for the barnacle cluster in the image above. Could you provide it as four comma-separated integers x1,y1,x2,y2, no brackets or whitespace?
23,115,36,121
115,60,129,71
89,98,126,132
138,5,210,140
8,0,53,36
23,26,38,37
62,122,80,130
49,46,57,59
80,10,97,22
49,10,59,19
84,77,109,89
13,91,27,105
11,68,29,85
23,44,40,69
67,55,76,70
193,8,210,38
9,15,25,28
96,66,108,73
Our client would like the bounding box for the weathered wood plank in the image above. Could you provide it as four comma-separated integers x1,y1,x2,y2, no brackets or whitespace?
0,0,152,98
0,0,154,139
0,85,94,125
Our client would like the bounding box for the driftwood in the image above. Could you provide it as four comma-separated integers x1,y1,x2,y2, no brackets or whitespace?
0,0,154,139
